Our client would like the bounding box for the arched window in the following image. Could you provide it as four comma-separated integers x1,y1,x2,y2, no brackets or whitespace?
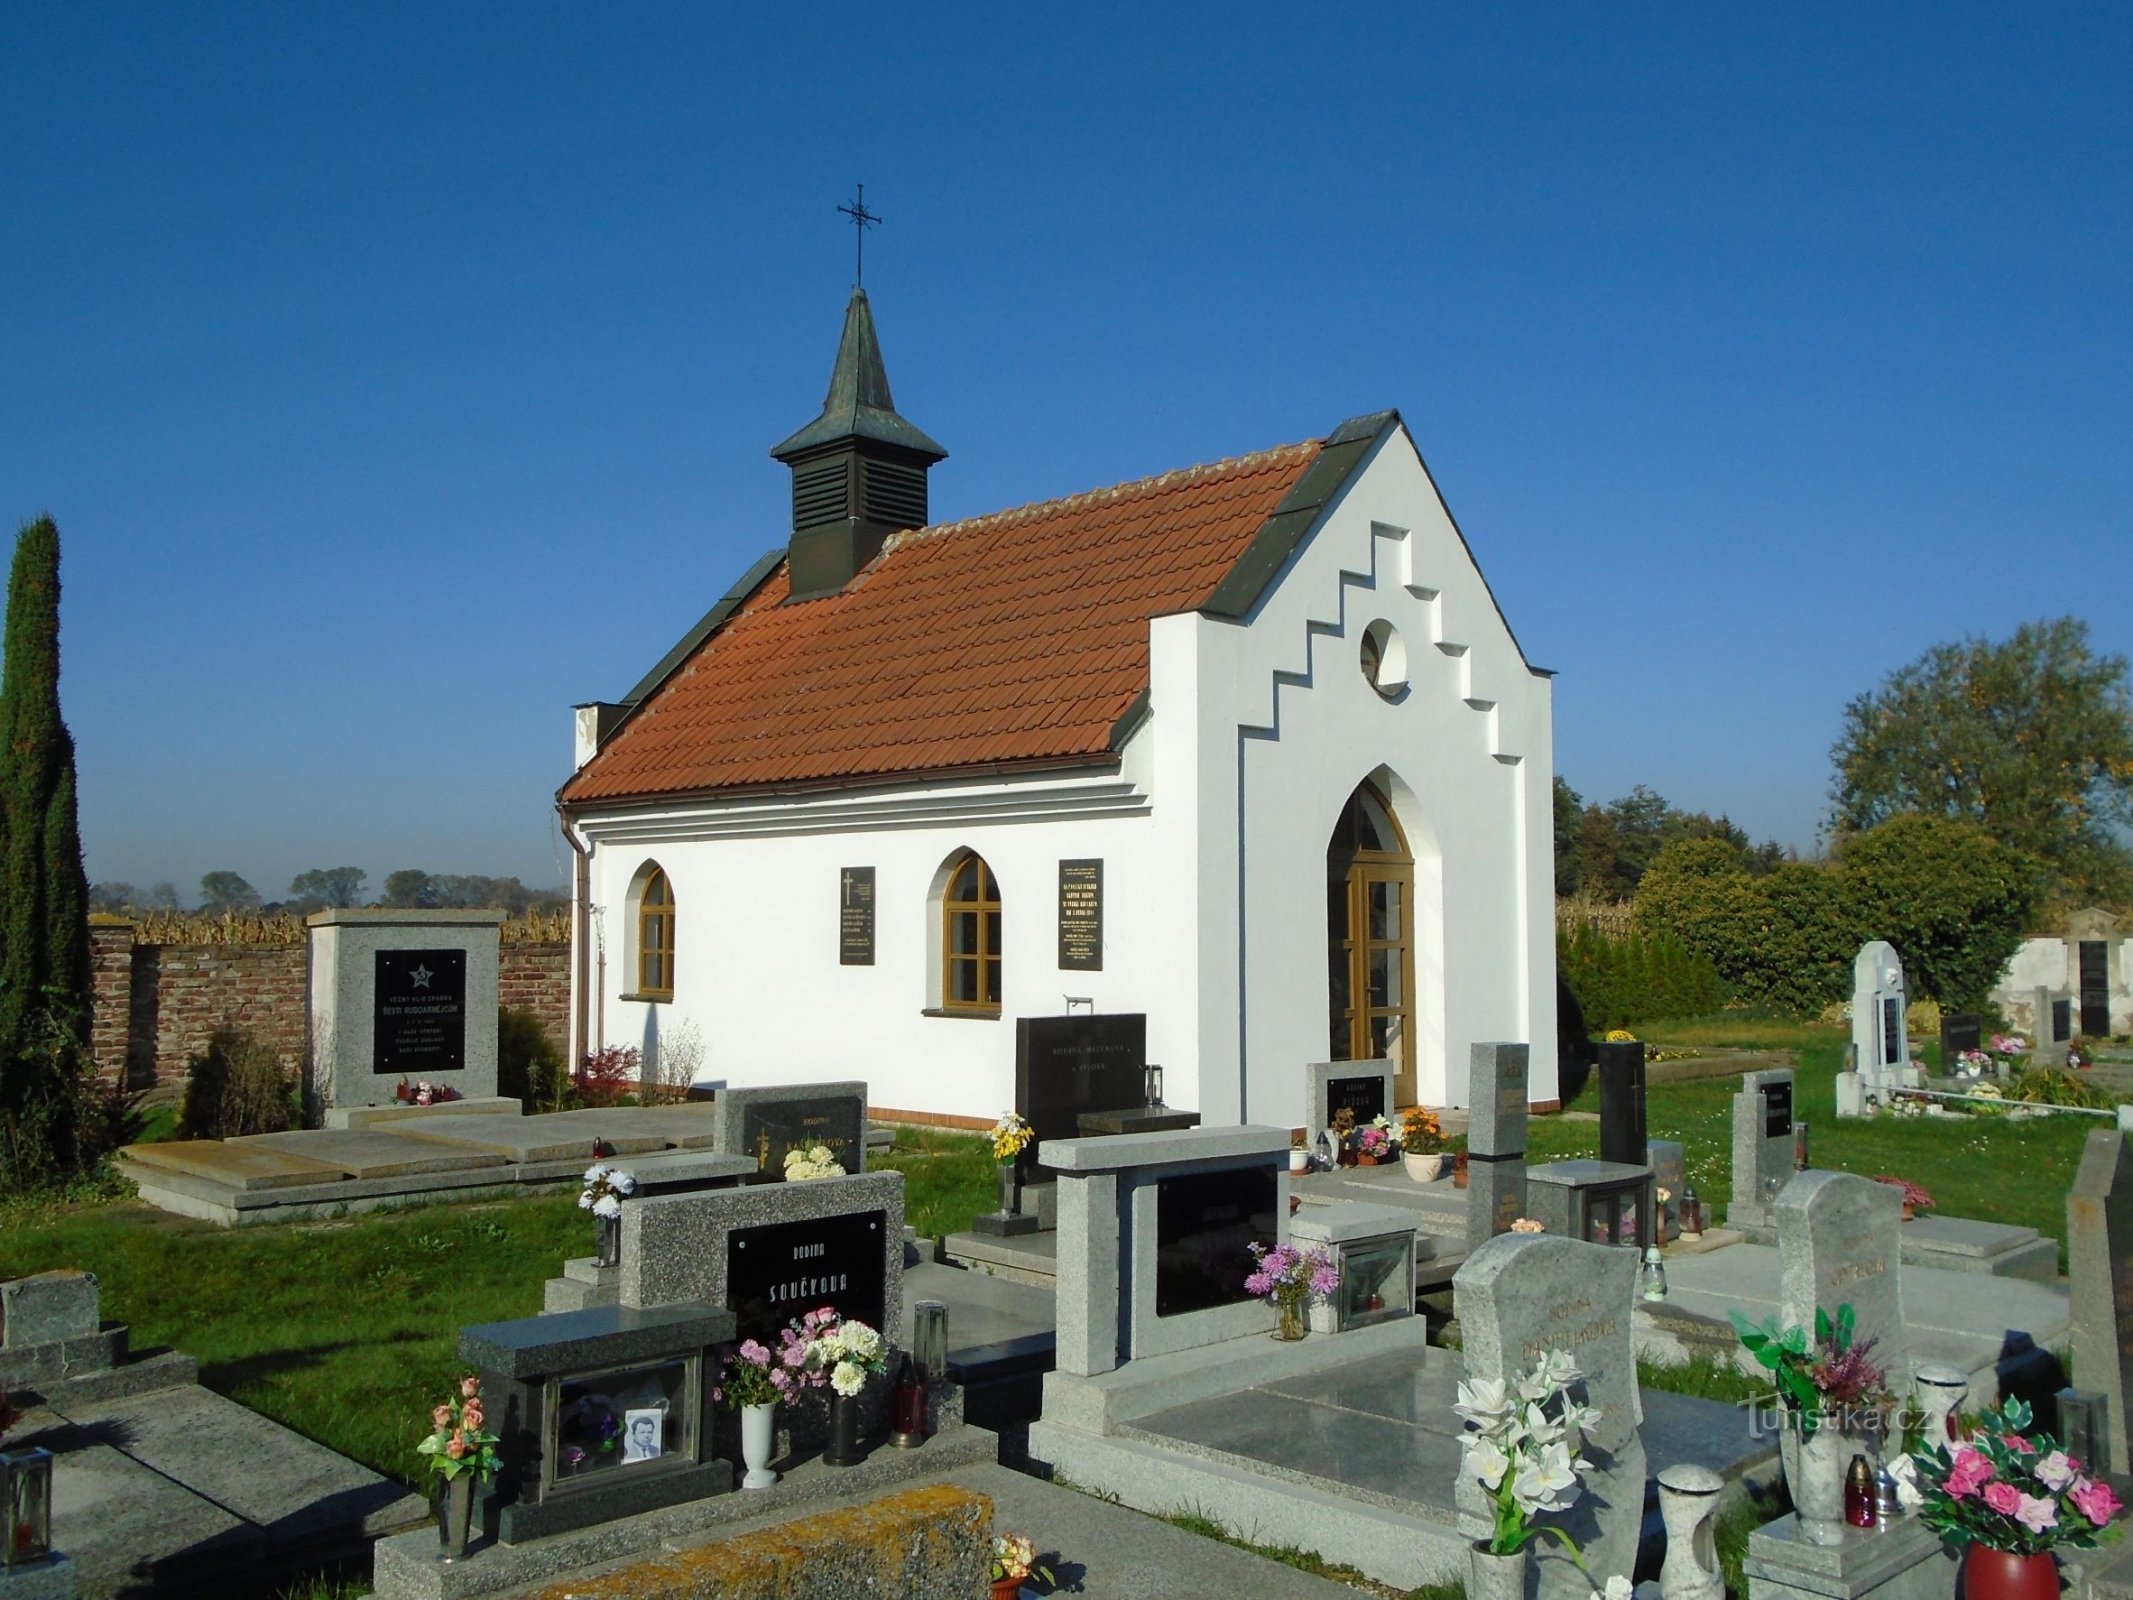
941,851,1002,1013
636,866,675,1000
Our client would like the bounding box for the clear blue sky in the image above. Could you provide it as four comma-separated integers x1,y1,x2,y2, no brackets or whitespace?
6,5,2128,902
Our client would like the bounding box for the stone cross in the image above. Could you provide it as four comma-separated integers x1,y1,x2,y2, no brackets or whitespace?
1454,1232,1645,1600
1466,1042,1529,1253
1726,1068,1796,1234
2068,1128,2133,1474
1775,1169,1908,1391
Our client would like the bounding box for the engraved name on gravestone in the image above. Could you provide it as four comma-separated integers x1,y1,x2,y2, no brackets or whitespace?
1455,1233,1645,1600
1940,1012,1983,1067
1014,1014,1146,1163
1776,1169,1908,1388
838,867,875,966
1058,859,1103,971
373,949,467,1073
1764,1079,1794,1138
725,1210,887,1343
1728,1068,1796,1231
2068,1129,2133,1474
1328,1074,1386,1124
1153,1167,1280,1318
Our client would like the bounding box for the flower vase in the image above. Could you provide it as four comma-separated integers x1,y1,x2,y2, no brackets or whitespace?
739,1402,779,1489
995,1162,1019,1219
1781,1418,1848,1546
1468,1542,1529,1600
1273,1299,1308,1342
1404,1152,1446,1182
435,1473,474,1562
991,1578,1025,1600
1961,1546,2060,1600
822,1388,865,1466
595,1211,622,1269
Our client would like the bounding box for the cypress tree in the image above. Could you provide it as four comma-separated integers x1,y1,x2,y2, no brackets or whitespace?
0,516,91,1182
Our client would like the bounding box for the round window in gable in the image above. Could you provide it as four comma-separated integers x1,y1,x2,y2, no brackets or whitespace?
1360,619,1408,701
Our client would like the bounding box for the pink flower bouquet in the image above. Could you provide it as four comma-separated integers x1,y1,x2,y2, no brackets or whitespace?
1906,1397,2120,1554
1244,1241,1339,1312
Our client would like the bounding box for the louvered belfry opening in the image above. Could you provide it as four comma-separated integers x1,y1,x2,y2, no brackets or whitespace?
770,287,947,602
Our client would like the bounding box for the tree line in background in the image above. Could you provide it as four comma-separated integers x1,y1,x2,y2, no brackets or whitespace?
1570,616,2133,1026
89,867,566,918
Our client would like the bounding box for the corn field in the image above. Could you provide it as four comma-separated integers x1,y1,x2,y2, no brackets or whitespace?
111,909,572,946
1555,895,1634,937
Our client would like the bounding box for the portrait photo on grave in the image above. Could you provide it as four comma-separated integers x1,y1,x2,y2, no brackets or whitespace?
622,1407,665,1463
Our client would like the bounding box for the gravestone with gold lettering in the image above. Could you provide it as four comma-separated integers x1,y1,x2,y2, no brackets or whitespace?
1454,1231,1644,1600
1775,1169,1908,1389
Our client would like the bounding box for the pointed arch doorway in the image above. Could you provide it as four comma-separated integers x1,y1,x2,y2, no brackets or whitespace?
1327,781,1417,1105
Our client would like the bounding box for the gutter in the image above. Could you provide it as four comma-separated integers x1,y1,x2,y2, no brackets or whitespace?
558,804,593,1071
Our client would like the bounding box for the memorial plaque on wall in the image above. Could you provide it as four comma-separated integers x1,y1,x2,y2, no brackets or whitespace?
741,1095,865,1178
726,1210,886,1343
1015,1013,1146,1158
373,949,467,1073
1883,996,1903,1065
1763,1079,1794,1138
1326,1074,1386,1124
1058,859,1103,970
1154,1166,1280,1317
839,867,875,966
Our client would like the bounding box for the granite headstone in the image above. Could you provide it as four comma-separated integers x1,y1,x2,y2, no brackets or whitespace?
1775,1169,1908,1390
2068,1128,2133,1475
711,1081,868,1179
1467,1042,1529,1253
1851,941,1910,1094
1305,1059,1395,1137
1727,1068,1796,1233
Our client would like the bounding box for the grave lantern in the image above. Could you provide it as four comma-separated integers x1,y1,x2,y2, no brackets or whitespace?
0,1446,54,1568
1793,1121,1810,1172
1144,1064,1164,1109
1678,1185,1703,1238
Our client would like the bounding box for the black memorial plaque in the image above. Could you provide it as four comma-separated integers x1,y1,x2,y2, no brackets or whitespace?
1940,1012,1982,1065
1014,1013,1146,1163
839,867,875,967
2081,942,2110,1039
1058,859,1103,971
742,1096,865,1179
1596,1041,1648,1167
725,1210,886,1343
1326,1074,1386,1125
1882,996,1903,1065
1763,1080,1794,1138
373,949,467,1074
2054,998,2074,1044
1154,1166,1280,1318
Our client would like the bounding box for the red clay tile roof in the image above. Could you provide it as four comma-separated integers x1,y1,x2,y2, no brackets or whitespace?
562,438,1325,804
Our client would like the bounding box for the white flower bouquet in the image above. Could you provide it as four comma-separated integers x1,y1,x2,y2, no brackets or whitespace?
1458,1348,1604,1557
782,1144,847,1181
805,1312,889,1397
579,1162,637,1218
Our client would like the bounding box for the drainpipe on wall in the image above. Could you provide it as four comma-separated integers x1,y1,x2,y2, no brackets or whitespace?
559,806,592,1072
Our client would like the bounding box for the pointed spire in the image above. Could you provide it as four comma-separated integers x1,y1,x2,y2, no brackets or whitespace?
770,289,947,464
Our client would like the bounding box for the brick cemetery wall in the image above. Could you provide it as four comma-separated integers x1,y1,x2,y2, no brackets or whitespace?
86,914,571,1089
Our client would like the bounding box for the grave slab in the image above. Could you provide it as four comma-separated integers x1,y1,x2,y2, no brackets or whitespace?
115,1139,344,1190
1898,1216,2058,1282
325,1096,522,1129
389,1113,669,1163
233,1127,505,1179
534,1105,725,1150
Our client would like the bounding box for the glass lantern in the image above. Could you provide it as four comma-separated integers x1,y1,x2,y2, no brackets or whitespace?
0,1446,54,1567
911,1300,949,1384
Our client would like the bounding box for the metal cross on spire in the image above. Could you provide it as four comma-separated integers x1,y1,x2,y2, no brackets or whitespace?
837,183,881,286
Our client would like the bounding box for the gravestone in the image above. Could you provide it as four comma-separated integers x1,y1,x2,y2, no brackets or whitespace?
1727,1068,1796,1234
1775,1169,1908,1390
2030,986,2075,1066
710,1081,868,1179
1014,1013,1146,1168
1454,1232,1644,1600
1305,1059,1395,1136
1466,1042,1529,1253
1939,1012,1983,1070
1850,941,1910,1097
307,909,504,1119
1596,1040,1646,1166
619,1170,905,1347
2068,1128,2133,1475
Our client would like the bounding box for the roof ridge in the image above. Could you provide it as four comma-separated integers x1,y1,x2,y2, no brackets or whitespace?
884,437,1320,555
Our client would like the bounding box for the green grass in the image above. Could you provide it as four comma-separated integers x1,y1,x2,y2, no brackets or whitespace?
1,1187,584,1481
1159,1503,1418,1594
872,1124,999,1237
1543,1017,2097,1259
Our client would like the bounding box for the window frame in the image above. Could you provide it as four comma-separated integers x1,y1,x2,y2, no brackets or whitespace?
636,866,675,1001
939,851,1002,1015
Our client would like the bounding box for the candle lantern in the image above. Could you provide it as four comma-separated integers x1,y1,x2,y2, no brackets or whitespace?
1793,1121,1810,1171
0,1446,54,1568
1678,1185,1704,1239
889,1353,926,1449
891,1299,950,1446
1144,1064,1165,1109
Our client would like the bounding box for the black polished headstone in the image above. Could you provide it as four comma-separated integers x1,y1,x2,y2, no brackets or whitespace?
1596,1041,1647,1166
725,1209,887,1343
2054,998,2074,1044
1940,1012,1982,1066
739,1094,865,1180
1326,1074,1387,1125
1763,1079,1794,1138
373,948,467,1074
1882,995,1904,1065
1014,1013,1146,1164
1152,1166,1279,1318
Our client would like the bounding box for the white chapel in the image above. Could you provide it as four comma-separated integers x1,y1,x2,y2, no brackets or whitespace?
558,290,1558,1128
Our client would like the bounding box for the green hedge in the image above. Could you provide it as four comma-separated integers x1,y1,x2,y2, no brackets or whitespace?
1557,923,1725,1029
